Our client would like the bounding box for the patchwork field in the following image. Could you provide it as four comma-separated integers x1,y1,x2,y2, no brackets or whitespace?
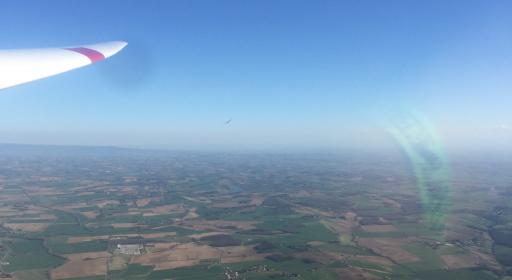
0,148,510,279
51,252,110,279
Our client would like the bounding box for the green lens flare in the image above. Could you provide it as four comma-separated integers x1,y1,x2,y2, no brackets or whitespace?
386,111,452,235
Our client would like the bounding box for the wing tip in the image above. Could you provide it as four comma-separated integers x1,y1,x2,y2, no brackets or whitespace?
85,41,128,59
113,40,129,51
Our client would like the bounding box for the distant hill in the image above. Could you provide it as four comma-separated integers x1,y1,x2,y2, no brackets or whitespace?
0,143,142,157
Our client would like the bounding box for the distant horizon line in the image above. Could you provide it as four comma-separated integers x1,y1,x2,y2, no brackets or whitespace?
0,142,511,157
0,142,397,154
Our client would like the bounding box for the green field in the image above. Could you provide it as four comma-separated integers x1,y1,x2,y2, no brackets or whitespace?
3,239,64,272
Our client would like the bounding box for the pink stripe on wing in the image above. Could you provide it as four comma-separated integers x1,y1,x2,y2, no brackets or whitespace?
65,47,105,63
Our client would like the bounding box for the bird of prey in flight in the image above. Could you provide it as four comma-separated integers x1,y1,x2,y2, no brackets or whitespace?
225,119,232,125
0,41,127,90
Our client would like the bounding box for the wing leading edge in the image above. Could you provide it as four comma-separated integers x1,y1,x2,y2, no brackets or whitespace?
0,41,127,90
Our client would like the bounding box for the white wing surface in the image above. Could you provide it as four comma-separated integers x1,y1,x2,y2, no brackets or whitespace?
0,41,127,90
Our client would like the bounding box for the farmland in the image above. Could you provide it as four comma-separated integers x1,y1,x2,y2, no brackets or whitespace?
0,145,511,279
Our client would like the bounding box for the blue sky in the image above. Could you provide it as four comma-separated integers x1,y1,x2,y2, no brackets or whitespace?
0,1,511,151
